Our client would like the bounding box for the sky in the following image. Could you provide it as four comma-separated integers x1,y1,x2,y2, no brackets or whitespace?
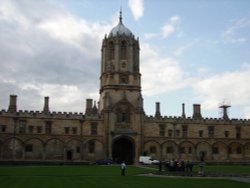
0,0,250,119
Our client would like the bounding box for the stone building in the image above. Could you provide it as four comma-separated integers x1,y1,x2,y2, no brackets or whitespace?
0,12,250,164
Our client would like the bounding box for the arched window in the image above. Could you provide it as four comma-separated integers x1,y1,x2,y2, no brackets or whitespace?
109,42,114,60
121,41,127,60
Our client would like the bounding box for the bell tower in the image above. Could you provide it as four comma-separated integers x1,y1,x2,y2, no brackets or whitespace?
99,11,144,164
99,10,143,113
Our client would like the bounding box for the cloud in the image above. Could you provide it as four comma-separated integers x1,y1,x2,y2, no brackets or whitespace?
192,64,250,118
0,0,112,112
221,16,250,44
140,43,188,96
128,0,144,21
144,16,181,39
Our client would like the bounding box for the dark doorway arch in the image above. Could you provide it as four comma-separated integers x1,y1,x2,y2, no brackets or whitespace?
112,137,134,164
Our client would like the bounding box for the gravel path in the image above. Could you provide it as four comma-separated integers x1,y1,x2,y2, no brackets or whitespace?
137,173,250,183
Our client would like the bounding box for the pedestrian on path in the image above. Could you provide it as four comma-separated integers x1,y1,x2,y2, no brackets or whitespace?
121,161,126,176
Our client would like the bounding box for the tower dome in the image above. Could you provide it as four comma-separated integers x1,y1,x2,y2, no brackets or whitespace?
108,11,133,38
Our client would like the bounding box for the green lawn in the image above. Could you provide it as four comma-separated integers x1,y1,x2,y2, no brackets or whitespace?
0,165,249,188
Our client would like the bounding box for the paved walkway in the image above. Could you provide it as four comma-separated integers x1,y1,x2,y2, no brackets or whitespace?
137,173,250,183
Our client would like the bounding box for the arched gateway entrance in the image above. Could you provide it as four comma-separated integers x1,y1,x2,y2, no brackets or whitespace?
112,136,135,164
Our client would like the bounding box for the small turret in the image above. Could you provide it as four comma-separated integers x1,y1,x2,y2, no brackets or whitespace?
155,102,161,118
8,95,17,113
182,103,186,118
85,99,93,116
192,104,202,119
43,96,50,113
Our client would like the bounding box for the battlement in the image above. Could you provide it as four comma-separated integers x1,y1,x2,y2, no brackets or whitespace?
0,109,87,119
144,115,250,125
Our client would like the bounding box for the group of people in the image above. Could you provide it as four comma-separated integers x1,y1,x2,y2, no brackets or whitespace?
164,160,193,173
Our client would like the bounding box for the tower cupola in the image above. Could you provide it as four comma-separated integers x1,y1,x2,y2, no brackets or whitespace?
108,10,133,38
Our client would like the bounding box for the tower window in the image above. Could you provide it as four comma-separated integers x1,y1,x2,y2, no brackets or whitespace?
121,41,127,60
109,42,114,60
120,75,128,84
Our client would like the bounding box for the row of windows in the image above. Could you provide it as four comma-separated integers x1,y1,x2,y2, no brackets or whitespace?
25,143,94,154
159,125,241,138
150,146,192,154
1,122,99,135
149,146,243,155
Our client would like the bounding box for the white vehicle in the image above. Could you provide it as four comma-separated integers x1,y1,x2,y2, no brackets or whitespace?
139,156,159,165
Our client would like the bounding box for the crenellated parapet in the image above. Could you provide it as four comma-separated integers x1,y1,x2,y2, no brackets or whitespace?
144,115,250,125
0,109,84,119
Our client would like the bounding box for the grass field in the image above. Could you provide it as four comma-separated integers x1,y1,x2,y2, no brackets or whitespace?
0,165,249,188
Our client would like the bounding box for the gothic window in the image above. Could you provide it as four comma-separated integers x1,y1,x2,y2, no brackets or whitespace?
182,125,188,138
45,121,52,134
91,123,97,135
236,127,241,139
208,126,214,138
179,147,185,154
72,127,77,134
76,146,80,153
166,146,173,154
64,127,70,134
188,147,192,154
236,146,242,154
88,141,95,153
109,42,114,60
150,146,156,153
37,126,42,133
0,125,6,132
224,131,229,138
212,147,219,154
28,126,34,134
121,41,127,60
199,130,203,137
159,124,165,137
168,130,172,137
19,120,26,134
175,130,180,137
25,144,33,152
117,105,130,123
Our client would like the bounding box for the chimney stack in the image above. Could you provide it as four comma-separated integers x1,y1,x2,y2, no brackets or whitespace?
43,96,50,113
8,95,17,113
85,99,93,115
192,104,202,119
155,102,161,118
182,103,186,118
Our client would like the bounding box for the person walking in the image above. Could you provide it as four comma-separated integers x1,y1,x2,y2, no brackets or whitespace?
121,161,126,176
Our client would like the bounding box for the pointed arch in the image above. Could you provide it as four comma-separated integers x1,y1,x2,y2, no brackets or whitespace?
24,137,44,160
2,137,24,160
45,138,64,160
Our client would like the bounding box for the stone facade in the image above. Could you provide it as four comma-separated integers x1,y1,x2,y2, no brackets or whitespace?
0,13,250,164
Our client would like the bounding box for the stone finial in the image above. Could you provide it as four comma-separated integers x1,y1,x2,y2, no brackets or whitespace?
43,96,50,113
182,103,186,118
155,102,161,118
8,95,17,113
192,104,202,119
85,99,93,115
